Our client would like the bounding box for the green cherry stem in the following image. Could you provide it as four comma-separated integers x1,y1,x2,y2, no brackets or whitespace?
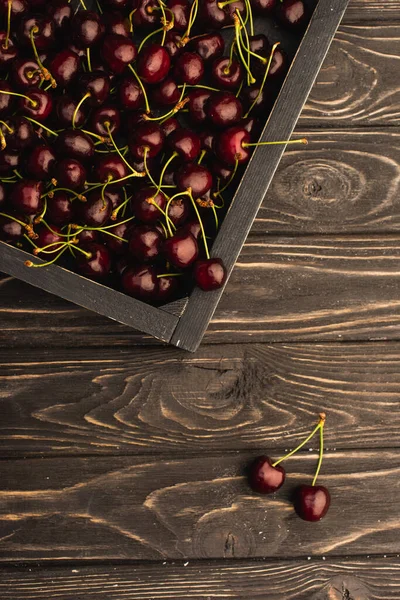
187,188,210,260
165,191,189,236
30,27,56,88
272,413,326,468
243,138,308,148
0,89,37,106
157,152,178,193
244,41,279,118
157,272,182,278
25,117,58,136
198,149,206,164
86,47,92,72
25,245,69,268
3,0,12,50
138,27,164,53
128,64,151,114
233,14,255,85
72,93,91,128
236,10,252,82
243,0,254,36
218,159,239,195
111,194,133,220
95,0,103,14
143,147,159,188
312,416,326,486
179,0,198,46
78,0,87,9
105,122,137,175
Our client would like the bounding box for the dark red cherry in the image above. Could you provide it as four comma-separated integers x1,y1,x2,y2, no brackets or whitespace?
252,0,276,14
167,197,190,226
276,0,308,30
188,89,211,125
77,71,110,106
176,164,213,198
248,456,286,494
194,258,227,291
76,242,111,280
72,10,104,48
119,76,144,111
269,47,287,78
215,126,250,166
0,82,14,116
168,128,201,162
164,31,183,59
131,187,167,223
5,117,34,151
90,105,121,136
0,0,27,19
181,219,201,240
157,273,179,304
56,95,87,128
137,44,171,85
129,224,163,261
0,150,19,175
211,57,242,90
35,224,63,250
152,77,180,107
174,52,204,85
77,192,112,227
212,160,233,182
102,34,137,74
161,117,180,137
102,220,131,255
10,180,43,215
122,264,159,302
0,33,17,71
76,229,99,244
242,115,261,136
129,122,165,159
46,0,72,32
55,158,87,191
49,50,80,88
20,88,53,122
222,0,245,21
207,91,243,128
199,130,214,152
0,182,6,207
166,0,190,32
103,11,130,37
164,231,198,269
12,59,41,88
190,32,224,62
133,0,159,28
56,129,94,162
104,188,123,209
47,191,72,225
199,0,227,29
18,16,55,50
293,485,331,521
241,84,273,116
0,215,25,243
26,144,56,180
94,155,128,184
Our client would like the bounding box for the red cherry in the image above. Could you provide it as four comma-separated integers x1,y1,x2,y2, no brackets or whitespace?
12,59,41,88
164,231,198,268
26,144,56,180
190,32,224,62
0,214,25,243
20,88,53,122
102,34,137,74
76,242,111,280
188,89,212,125
173,52,204,85
215,126,250,166
129,224,163,261
168,128,201,162
137,44,171,84
194,258,227,291
77,192,112,227
131,187,167,223
252,0,276,14
166,0,190,32
122,265,159,302
119,76,144,111
293,485,331,521
129,122,165,159
47,191,73,225
72,10,104,48
55,158,87,191
152,77,180,107
276,0,308,30
175,164,213,198
248,456,286,494
207,91,243,128
0,33,17,71
10,180,43,215
56,95,87,128
49,50,80,88
211,57,243,90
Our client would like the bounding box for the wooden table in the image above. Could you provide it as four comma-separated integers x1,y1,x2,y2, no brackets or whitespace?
1,1,400,597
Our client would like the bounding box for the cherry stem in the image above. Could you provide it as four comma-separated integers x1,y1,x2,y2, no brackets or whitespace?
25,245,69,268
233,14,255,85
244,42,279,118
243,138,308,148
128,64,151,114
78,0,87,9
30,27,56,88
157,272,182,278
165,191,188,236
143,147,159,188
74,215,135,232
218,159,239,195
26,117,58,136
0,129,6,150
129,9,137,33
34,197,47,224
211,203,219,230
111,193,132,220
0,212,33,233
81,129,106,143
180,0,198,45
4,0,12,50
244,0,254,36
178,84,220,92
73,93,91,128
138,27,164,53
0,89,37,107
86,47,92,72
198,149,206,164
272,413,326,468
312,418,325,486
187,188,210,260
157,152,178,194
236,10,252,84
95,0,103,14
105,122,137,176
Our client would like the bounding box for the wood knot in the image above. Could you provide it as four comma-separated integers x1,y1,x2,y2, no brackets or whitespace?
312,574,369,600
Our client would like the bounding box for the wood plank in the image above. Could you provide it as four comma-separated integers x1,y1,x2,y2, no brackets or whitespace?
300,25,400,127
254,129,400,235
0,450,398,561
1,343,400,457
345,0,400,22
0,558,396,599
4,235,400,346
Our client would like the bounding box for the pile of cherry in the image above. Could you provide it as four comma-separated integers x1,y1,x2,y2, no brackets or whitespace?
0,0,308,305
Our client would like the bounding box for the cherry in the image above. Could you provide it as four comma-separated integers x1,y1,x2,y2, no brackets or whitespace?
222,0,245,20
164,31,183,60
242,116,260,135
161,116,180,137
102,220,131,255
248,456,286,494
137,44,171,85
56,129,94,162
77,71,110,107
174,52,204,85
0,150,19,175
212,160,233,182
199,1,227,29
18,16,55,50
76,229,99,244
188,89,211,125
157,273,179,304
241,84,272,116
167,0,190,32
102,34,137,74
129,224,163,261
12,59,41,88
119,76,144,111
71,10,104,48
133,0,159,28
77,191,112,227
269,47,287,78
176,164,213,198
199,130,214,152
47,191,72,225
131,186,167,223
211,57,242,90
46,0,72,32
164,230,198,269
56,95,87,129
26,144,56,180
77,242,111,280
0,32,17,71
103,12,130,37
129,122,165,159
252,0,276,14
94,155,128,184
190,32,224,62
20,88,53,122
122,264,159,302
168,128,201,162
167,196,190,226
55,158,87,191
35,224,63,250
293,485,331,521
276,0,308,30
181,219,201,240
207,91,243,128
215,126,250,166
104,188,123,209
152,77,180,107
5,116,35,151
0,0,27,19
0,183,6,207
49,50,80,88
10,179,43,215
0,214,25,243
90,105,121,136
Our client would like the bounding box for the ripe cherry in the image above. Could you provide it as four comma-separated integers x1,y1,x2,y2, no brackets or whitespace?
35,225,63,250
133,0,159,28
0,82,15,116
293,485,331,521
18,16,55,50
157,273,179,304
190,32,224,63
55,158,87,191
215,126,250,166
167,0,190,32
20,88,53,122
10,180,43,215
188,89,211,125
102,220,131,255
77,71,110,107
5,116,35,151
77,192,112,227
176,164,213,198
129,224,163,261
164,31,183,59
137,43,171,85
94,155,128,184
199,0,227,29
0,150,19,175
77,242,111,280
152,77,180,107
164,231,198,268
47,191,73,225
207,91,243,128
122,264,159,302
103,12,130,37
12,59,41,88
252,0,276,14
211,57,242,90
0,33,17,71
174,52,204,85
56,129,94,162
119,76,144,111
167,196,190,226
276,0,308,30
91,105,121,137
168,128,201,162
46,0,72,32
161,117,180,137
102,34,137,74
26,144,56,180
129,122,165,159
49,49,80,88
131,187,167,223
248,456,286,494
72,10,104,48
0,215,25,243
56,95,87,129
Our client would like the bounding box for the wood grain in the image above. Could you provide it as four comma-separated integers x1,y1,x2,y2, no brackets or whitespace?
254,129,400,234
1,343,400,457
0,450,398,561
345,0,400,22
300,25,400,126
0,558,395,599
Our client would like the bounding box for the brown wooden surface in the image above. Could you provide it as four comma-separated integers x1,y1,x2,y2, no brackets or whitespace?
1,2,399,598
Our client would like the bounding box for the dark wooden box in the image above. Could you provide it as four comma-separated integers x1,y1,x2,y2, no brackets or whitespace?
0,0,349,351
